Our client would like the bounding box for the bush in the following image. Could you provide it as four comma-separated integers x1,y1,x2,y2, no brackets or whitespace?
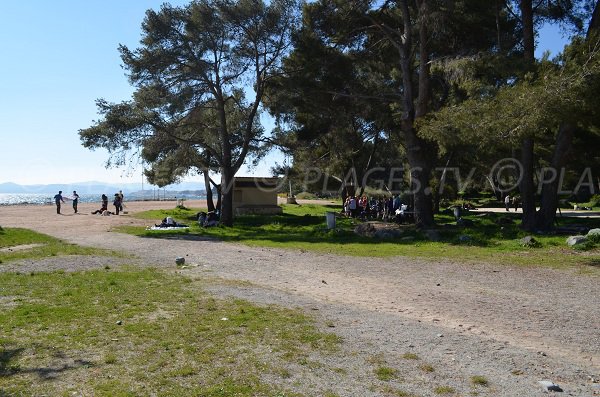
295,191,317,199
588,194,600,208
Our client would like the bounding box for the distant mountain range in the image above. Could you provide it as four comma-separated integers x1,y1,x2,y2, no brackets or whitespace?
0,181,206,194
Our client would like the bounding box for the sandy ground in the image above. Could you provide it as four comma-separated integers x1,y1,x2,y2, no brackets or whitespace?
1,200,599,396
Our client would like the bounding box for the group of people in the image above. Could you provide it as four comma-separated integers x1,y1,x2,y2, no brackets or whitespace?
53,190,80,215
91,191,125,215
343,194,406,222
53,190,125,215
197,211,219,227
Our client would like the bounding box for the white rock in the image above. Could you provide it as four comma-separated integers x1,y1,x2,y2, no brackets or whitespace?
538,380,563,392
587,228,600,237
566,235,587,246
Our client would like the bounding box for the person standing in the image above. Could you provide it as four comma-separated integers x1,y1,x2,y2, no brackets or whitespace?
72,190,80,213
118,190,124,212
512,195,519,212
113,193,122,215
504,194,511,211
54,190,65,214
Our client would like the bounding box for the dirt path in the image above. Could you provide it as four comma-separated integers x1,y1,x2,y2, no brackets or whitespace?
1,201,599,396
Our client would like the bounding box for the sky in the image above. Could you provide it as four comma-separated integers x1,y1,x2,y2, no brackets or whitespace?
0,2,571,187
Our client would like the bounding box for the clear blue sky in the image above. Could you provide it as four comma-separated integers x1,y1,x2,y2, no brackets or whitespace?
0,2,569,186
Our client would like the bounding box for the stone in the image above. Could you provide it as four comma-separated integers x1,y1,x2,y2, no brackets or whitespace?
423,229,441,242
175,257,185,265
587,228,600,237
374,229,403,239
496,217,514,225
354,223,376,237
456,218,474,227
538,380,563,392
566,235,587,246
520,236,540,248
458,235,472,243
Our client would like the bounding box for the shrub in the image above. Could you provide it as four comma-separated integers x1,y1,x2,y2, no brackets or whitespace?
471,375,489,386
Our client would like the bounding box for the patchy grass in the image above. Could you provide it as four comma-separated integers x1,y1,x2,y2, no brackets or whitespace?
0,227,119,264
375,366,398,381
434,385,456,394
471,375,489,386
0,267,342,396
382,386,414,396
402,353,419,360
116,204,600,270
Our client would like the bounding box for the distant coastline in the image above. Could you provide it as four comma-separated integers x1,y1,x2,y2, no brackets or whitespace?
0,192,207,206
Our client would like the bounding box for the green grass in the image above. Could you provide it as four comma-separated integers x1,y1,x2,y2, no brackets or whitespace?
434,385,456,394
116,204,600,271
470,375,489,386
419,364,435,373
402,353,419,360
374,366,398,381
0,267,341,396
0,227,119,264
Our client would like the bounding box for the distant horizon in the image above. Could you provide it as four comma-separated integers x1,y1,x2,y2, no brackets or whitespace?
0,180,207,195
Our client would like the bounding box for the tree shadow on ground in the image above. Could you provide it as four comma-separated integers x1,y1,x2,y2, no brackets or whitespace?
136,208,600,249
1,345,95,380
0,347,24,377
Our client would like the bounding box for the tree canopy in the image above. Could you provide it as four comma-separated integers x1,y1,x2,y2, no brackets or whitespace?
80,0,299,226
80,0,600,230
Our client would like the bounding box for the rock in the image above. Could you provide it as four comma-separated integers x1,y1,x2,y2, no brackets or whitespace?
458,235,472,243
354,223,376,237
520,236,540,248
456,218,474,227
175,257,185,265
496,217,514,225
566,235,587,246
423,229,441,242
587,228,600,237
374,228,403,239
538,380,563,392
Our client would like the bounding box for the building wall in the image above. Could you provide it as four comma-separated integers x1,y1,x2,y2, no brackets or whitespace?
232,177,280,211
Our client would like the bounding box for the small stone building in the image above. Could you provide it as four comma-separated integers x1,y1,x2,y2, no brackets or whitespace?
232,177,282,215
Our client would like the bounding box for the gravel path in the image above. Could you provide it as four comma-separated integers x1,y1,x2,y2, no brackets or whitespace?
1,201,599,396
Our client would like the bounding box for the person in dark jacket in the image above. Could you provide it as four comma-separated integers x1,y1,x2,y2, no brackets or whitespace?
91,194,109,214
53,191,65,214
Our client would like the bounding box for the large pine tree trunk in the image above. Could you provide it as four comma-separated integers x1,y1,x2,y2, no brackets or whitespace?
396,0,435,228
518,0,537,231
405,131,435,227
519,137,537,231
219,167,235,226
535,124,574,230
203,169,215,212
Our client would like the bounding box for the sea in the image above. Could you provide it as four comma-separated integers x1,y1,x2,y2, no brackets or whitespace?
0,192,206,206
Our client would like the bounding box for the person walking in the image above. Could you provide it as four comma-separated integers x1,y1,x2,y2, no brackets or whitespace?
72,190,80,213
53,191,65,214
504,194,511,211
512,195,519,212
